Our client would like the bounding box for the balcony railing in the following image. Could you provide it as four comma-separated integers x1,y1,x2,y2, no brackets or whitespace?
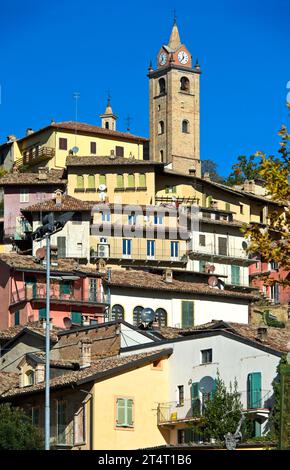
91,249,187,264
22,146,55,165
10,285,110,306
188,243,249,260
158,399,201,425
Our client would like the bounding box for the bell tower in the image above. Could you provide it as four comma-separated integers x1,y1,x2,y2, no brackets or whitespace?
148,20,201,176
100,97,117,131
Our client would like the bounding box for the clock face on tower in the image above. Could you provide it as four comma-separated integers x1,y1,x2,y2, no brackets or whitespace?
159,52,167,65
178,51,189,65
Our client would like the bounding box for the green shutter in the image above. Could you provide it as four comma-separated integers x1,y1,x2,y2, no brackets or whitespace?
88,174,95,189
182,301,194,327
210,379,217,400
247,372,262,409
128,174,135,187
39,307,46,320
60,281,71,295
231,265,240,285
254,420,261,437
117,174,124,188
14,311,20,325
207,195,212,207
99,174,106,186
77,175,84,189
191,382,200,416
71,311,82,324
139,174,146,187
126,399,133,426
199,260,206,272
117,398,126,426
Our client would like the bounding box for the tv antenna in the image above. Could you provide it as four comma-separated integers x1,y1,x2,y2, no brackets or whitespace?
125,114,132,133
73,91,80,147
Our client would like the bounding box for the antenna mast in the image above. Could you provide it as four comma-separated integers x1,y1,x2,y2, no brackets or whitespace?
73,91,80,147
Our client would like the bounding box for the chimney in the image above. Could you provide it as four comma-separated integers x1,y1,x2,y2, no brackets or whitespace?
203,172,211,181
54,189,63,206
26,128,34,136
79,339,92,368
249,180,256,194
163,268,173,283
35,363,45,383
243,180,250,192
7,134,16,142
257,326,268,342
38,167,48,180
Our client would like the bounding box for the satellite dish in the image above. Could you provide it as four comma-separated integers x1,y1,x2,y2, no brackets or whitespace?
208,276,218,287
99,191,106,201
199,376,215,393
72,146,79,154
35,247,46,260
242,241,248,250
141,308,155,324
63,317,72,329
99,184,107,191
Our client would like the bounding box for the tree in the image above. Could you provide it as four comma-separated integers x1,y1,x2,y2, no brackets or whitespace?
0,403,43,450
268,354,288,440
242,117,290,282
193,372,243,444
201,159,224,183
225,155,261,186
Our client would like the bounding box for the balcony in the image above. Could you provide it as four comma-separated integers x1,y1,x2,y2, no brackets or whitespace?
10,285,110,308
240,389,273,417
22,146,55,165
90,249,187,267
188,244,254,266
13,219,32,241
157,399,202,427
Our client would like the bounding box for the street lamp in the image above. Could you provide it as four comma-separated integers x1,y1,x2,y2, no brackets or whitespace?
32,211,74,450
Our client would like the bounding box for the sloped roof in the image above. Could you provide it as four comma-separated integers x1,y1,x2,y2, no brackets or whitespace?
66,155,163,167
106,270,258,301
22,195,93,213
0,372,19,394
0,348,172,398
0,169,66,186
0,321,62,343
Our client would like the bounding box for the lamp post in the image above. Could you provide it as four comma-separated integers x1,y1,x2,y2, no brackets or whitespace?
32,211,74,450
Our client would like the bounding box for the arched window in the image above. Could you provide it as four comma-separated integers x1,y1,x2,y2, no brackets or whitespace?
25,370,35,386
105,121,109,129
160,150,164,162
182,120,189,133
155,308,167,327
88,174,95,189
158,121,165,135
77,175,84,189
180,77,190,92
111,304,124,321
159,78,166,95
133,306,144,326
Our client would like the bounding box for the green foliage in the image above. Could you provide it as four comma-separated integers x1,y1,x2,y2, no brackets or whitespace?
0,403,43,450
201,159,225,183
0,168,8,178
225,155,261,186
268,354,288,440
263,311,285,328
192,372,243,443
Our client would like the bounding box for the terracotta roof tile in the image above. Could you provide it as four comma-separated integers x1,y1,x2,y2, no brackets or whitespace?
0,321,63,343
106,270,258,300
0,169,66,186
22,195,93,213
0,372,19,394
66,155,163,167
1,349,172,398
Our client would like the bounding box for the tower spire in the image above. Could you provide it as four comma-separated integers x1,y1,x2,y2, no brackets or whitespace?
100,95,117,131
168,17,181,50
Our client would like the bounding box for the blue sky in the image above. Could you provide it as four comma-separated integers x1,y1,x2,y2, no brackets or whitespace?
0,0,289,176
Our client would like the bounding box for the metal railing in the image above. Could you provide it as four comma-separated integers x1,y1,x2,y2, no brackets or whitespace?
10,285,109,305
158,399,201,425
91,249,186,263
188,242,249,260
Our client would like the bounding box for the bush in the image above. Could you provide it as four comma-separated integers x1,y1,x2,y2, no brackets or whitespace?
0,403,43,450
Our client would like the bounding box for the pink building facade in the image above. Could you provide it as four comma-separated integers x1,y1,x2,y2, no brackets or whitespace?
249,259,290,305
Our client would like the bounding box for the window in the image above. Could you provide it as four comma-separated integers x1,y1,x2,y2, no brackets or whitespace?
101,211,111,222
147,240,155,258
225,202,231,211
59,138,67,150
170,241,179,259
117,174,124,189
182,120,189,133
178,428,202,444
57,400,68,445
180,77,190,92
25,370,35,386
14,310,20,326
90,142,96,154
128,214,136,225
115,146,124,157
139,173,146,187
72,212,82,224
111,304,125,321
178,385,184,406
99,174,106,186
89,278,98,302
247,372,262,409
160,150,164,162
77,175,84,190
20,189,29,203
270,261,278,270
199,234,206,246
154,215,163,225
155,308,167,327
158,121,165,135
201,349,212,364
133,306,143,326
105,121,109,129
74,405,86,445
32,406,40,427
88,174,95,189
199,260,206,272
165,185,176,194
181,301,194,327
240,204,244,214
128,174,135,188
122,239,132,257
270,283,280,304
60,281,72,296
57,237,66,258
116,398,134,428
158,78,166,94
231,265,240,285
218,237,227,256
71,311,82,324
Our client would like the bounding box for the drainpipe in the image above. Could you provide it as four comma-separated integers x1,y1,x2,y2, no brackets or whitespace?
79,389,94,450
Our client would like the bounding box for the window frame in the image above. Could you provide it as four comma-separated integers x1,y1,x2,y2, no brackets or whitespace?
201,348,213,364
59,138,67,150
115,397,134,429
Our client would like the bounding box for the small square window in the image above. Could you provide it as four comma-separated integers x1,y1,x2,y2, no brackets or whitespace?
59,138,67,150
201,349,212,364
199,234,206,246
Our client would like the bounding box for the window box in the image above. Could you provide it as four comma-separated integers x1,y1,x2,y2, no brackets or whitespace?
114,188,125,192
74,188,85,193
85,188,96,192
136,187,147,191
